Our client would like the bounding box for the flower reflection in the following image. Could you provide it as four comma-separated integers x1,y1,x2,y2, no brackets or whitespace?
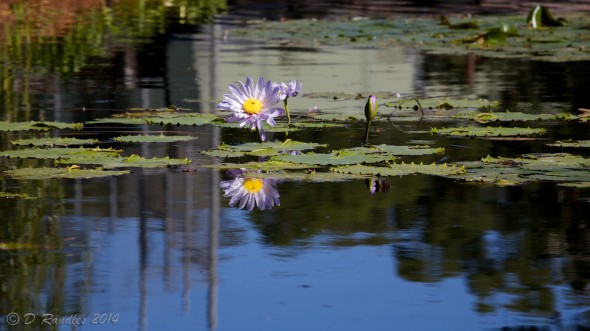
219,169,280,211
367,176,390,195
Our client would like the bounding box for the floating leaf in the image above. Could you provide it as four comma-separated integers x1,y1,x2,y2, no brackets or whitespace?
273,150,396,166
145,113,219,126
455,111,573,123
4,167,130,180
370,144,445,156
311,113,365,122
454,153,590,186
431,126,546,137
203,140,327,158
249,170,369,182
558,182,590,188
85,117,147,125
203,160,311,171
0,192,35,199
332,162,466,177
388,97,498,110
11,137,99,147
0,147,122,160
547,140,590,148
57,154,191,169
0,121,83,131
114,134,197,143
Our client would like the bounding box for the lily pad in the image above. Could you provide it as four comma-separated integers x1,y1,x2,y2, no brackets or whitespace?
0,147,122,160
369,144,445,156
57,154,192,169
85,117,147,125
203,160,311,171
454,111,574,123
11,137,100,147
273,150,397,166
4,167,130,179
0,192,36,199
0,121,83,131
248,170,369,182
332,162,466,177
454,153,590,186
431,126,546,137
547,140,590,148
203,139,327,158
388,97,499,110
114,134,197,143
145,113,220,126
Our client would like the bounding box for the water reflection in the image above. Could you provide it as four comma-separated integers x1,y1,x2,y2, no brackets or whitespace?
219,169,280,211
367,176,390,195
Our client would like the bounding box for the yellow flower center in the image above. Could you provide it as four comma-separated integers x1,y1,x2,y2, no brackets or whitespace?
243,98,263,114
243,178,263,193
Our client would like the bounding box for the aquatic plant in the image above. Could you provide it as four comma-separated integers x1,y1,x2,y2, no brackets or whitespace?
217,77,284,142
219,169,281,211
275,80,302,125
363,95,378,145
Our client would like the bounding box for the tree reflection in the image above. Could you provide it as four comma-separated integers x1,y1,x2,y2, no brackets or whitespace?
219,169,280,211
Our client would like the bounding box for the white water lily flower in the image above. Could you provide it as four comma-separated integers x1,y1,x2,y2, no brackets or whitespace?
217,77,284,141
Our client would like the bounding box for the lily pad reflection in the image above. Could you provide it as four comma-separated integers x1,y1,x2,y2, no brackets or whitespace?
219,169,280,211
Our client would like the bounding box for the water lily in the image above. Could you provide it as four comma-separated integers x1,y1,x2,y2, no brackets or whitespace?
276,80,302,125
217,77,284,141
364,94,378,145
219,169,280,211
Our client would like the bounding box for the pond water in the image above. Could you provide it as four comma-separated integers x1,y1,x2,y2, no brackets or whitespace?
2,1,590,331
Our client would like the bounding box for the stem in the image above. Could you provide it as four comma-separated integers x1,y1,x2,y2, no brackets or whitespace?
364,120,371,145
284,98,291,125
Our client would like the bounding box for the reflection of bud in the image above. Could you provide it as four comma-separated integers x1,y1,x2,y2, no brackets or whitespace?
364,94,378,122
219,169,280,211
366,176,390,195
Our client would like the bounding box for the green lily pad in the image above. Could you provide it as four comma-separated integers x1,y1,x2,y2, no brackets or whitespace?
4,167,130,179
369,144,445,156
11,137,100,147
0,121,83,131
547,140,590,148
388,97,500,110
85,117,148,125
558,182,590,188
57,154,191,169
203,139,327,158
114,134,197,143
454,153,590,186
311,113,366,122
203,160,311,171
248,170,369,182
0,147,122,160
431,126,546,137
332,162,466,177
454,111,574,123
0,192,36,199
273,150,397,166
145,113,220,126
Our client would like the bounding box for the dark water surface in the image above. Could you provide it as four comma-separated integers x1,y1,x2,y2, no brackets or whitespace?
2,1,590,330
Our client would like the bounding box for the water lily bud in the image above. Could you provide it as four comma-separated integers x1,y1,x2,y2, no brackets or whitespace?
364,95,378,122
